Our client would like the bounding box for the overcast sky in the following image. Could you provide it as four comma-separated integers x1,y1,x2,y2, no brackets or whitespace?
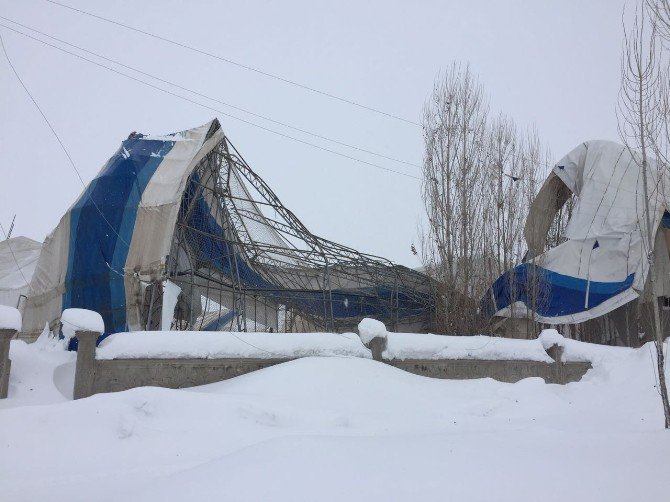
0,0,629,266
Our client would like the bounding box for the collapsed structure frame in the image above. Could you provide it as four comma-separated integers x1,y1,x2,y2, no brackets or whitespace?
148,123,432,333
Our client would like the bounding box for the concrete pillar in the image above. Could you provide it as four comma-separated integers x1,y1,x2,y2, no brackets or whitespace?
0,328,17,399
73,330,99,400
545,343,564,363
365,336,387,362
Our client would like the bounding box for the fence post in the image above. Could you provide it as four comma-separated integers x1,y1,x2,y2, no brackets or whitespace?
73,330,99,399
357,318,389,362
366,336,388,362
545,343,564,363
0,328,17,399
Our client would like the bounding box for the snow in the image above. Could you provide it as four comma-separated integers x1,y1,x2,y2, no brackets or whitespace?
1,335,670,501
160,280,181,330
0,304,21,331
60,308,105,342
384,331,554,362
357,317,387,344
96,331,371,360
140,134,192,142
0,337,75,408
538,328,637,363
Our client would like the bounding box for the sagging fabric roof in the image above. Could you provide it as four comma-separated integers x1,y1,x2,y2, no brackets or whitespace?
482,140,670,324
22,119,432,338
23,120,224,335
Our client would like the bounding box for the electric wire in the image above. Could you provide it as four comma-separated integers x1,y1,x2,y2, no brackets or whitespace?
0,23,421,181
0,18,554,181
43,0,421,126
0,16,422,170
0,31,134,250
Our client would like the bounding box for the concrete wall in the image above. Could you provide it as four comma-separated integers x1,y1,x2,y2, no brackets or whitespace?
0,328,17,398
72,330,592,399
387,359,590,384
91,358,289,394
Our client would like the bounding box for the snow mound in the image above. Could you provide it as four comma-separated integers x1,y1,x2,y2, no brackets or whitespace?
384,332,553,362
61,309,105,342
357,318,387,344
0,305,21,331
2,349,670,501
538,329,632,363
97,331,372,360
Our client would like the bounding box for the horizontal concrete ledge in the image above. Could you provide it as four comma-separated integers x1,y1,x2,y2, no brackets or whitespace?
81,355,591,398
91,358,291,395
388,358,591,384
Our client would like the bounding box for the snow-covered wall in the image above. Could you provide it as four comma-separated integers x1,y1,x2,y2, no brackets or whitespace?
97,331,371,360
68,322,591,399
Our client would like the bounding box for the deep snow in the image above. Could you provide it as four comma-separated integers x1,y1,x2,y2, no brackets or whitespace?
96,331,371,360
384,331,554,362
1,334,669,501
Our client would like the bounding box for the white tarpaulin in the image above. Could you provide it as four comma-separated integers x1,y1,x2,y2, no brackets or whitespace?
484,140,670,324
22,120,223,337
0,236,42,310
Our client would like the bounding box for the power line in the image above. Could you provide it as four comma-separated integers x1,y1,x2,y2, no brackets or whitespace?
0,15,421,169
43,0,421,127
0,30,134,250
0,20,550,183
0,23,421,181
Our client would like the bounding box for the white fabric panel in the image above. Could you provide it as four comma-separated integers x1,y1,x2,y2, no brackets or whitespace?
550,140,666,292
496,140,670,324
22,214,71,335
124,120,225,330
0,236,42,309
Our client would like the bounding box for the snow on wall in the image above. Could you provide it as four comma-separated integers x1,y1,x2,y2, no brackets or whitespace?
357,318,388,344
0,305,21,331
383,331,554,362
538,329,635,363
61,309,105,343
96,331,372,360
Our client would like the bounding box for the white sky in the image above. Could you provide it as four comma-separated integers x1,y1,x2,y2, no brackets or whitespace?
0,0,629,266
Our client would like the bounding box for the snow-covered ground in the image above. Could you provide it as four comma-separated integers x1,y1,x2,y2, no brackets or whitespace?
1,334,670,501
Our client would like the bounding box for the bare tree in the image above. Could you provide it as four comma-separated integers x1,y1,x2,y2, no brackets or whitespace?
618,5,670,428
421,63,489,334
421,64,549,336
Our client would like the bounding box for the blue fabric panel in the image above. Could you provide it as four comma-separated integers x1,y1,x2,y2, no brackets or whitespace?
64,137,175,348
662,210,670,229
480,263,635,319
202,310,238,331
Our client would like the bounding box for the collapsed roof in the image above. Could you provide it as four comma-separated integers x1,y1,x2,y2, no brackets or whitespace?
482,140,670,324
22,119,432,338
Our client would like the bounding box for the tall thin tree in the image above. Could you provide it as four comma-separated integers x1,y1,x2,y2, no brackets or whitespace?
618,6,670,428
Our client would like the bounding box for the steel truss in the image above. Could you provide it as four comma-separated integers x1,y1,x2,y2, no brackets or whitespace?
159,122,433,333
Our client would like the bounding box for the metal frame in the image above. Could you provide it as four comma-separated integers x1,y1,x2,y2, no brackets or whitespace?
161,127,433,333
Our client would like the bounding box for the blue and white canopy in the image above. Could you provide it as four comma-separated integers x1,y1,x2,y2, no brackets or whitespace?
482,140,670,324
23,120,224,336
